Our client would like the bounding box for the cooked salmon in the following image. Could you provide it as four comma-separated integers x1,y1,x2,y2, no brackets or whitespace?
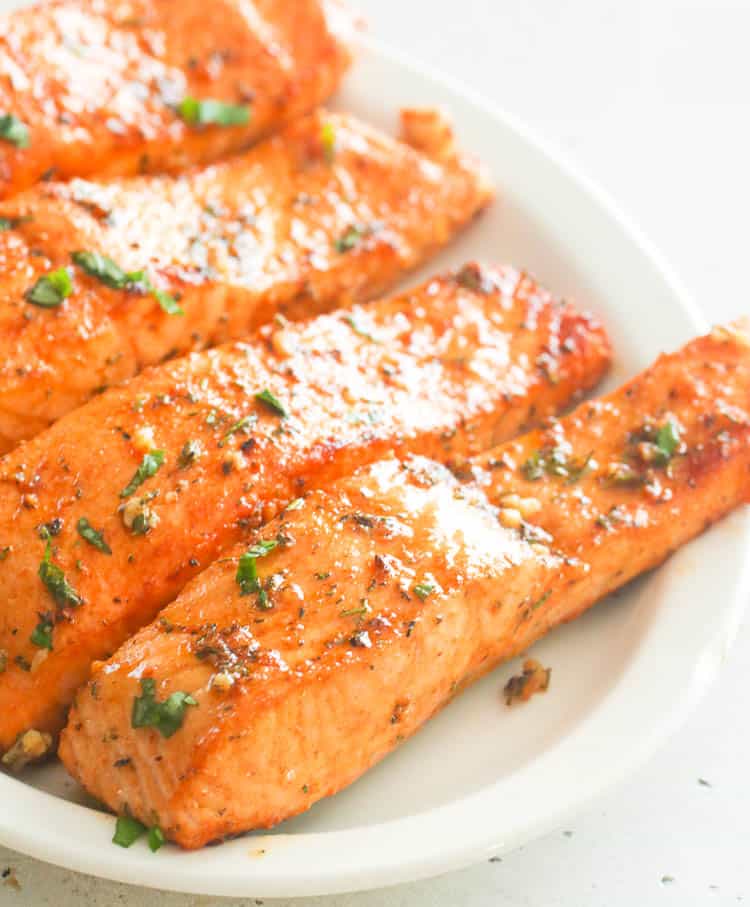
0,0,350,197
0,263,611,753
0,108,492,452
59,323,750,848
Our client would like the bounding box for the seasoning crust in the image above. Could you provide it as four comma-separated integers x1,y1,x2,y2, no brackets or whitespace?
0,263,611,752
59,324,750,847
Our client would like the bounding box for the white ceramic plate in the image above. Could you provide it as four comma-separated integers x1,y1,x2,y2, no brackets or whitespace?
2,35,750,900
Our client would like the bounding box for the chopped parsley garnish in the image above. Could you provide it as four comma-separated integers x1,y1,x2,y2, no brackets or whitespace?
76,517,112,554
219,415,256,447
413,581,435,601
38,540,82,608
178,439,202,468
176,97,250,127
30,617,54,649
113,815,146,848
236,540,278,596
334,224,366,254
521,446,593,484
71,250,183,315
255,388,288,418
25,267,73,308
72,250,141,289
120,449,165,498
147,826,165,852
321,121,336,163
654,419,680,464
151,286,183,315
0,113,29,148
131,677,197,738
344,315,380,343
0,215,30,231
130,504,158,536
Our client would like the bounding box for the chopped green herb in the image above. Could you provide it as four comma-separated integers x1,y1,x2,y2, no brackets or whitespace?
0,215,30,231
654,419,680,464
340,600,370,618
413,581,435,601
147,826,165,852
178,439,202,468
76,517,112,554
151,286,183,316
131,677,197,738
176,97,250,127
236,540,278,596
30,617,54,649
120,449,165,498
0,546,8,561
334,224,366,254
71,250,183,315
130,509,156,536
72,250,142,289
255,388,288,418
0,113,29,148
285,497,304,512
38,541,82,608
25,267,73,308
113,815,146,848
321,121,336,163
521,446,592,483
344,315,380,343
219,415,256,447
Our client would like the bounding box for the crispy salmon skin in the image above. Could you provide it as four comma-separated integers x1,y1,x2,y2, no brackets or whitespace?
0,109,492,451
0,0,350,196
59,324,750,847
0,263,611,754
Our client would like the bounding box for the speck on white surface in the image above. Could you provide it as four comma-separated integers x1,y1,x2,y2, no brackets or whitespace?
2,1,749,904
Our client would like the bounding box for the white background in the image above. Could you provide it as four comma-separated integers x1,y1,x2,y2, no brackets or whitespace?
2,0,750,904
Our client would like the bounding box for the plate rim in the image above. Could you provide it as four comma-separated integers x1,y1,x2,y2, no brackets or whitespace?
1,34,748,898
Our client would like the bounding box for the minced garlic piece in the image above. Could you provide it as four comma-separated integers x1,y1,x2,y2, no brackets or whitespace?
1,729,53,772
211,672,236,692
132,425,156,453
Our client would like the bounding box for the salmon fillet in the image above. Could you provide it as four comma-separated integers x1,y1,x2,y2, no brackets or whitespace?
0,0,350,197
59,323,750,848
0,108,492,452
0,263,611,753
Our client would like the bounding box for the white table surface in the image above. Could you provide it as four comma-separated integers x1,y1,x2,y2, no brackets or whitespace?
2,0,749,904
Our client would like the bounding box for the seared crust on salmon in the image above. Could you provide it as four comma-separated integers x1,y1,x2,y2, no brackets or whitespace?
0,263,611,752
60,324,750,847
0,0,350,196
0,109,493,452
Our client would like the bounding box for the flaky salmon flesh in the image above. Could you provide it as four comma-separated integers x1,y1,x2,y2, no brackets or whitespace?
0,108,492,452
0,263,611,753
60,324,750,848
0,0,350,196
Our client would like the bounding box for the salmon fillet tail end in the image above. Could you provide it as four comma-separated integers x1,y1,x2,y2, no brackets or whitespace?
59,322,750,848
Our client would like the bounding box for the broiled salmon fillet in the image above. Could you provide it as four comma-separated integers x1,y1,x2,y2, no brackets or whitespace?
60,324,750,848
0,109,492,452
0,0,350,197
0,263,611,753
